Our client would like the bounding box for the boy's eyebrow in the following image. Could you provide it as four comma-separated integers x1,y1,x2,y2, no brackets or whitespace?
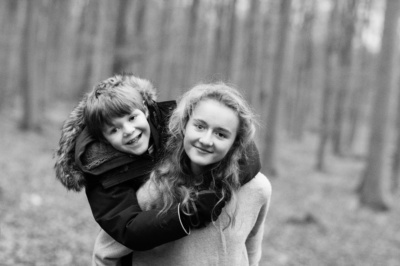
192,118,233,135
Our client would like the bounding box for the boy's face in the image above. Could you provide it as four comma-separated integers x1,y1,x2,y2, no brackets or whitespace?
102,108,151,156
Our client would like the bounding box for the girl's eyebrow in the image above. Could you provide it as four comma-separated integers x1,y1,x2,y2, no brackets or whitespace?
193,118,232,135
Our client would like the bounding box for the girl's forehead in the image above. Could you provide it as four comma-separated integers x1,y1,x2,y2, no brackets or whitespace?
191,99,239,131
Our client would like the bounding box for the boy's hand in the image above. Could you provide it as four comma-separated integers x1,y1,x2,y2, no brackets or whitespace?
189,190,226,228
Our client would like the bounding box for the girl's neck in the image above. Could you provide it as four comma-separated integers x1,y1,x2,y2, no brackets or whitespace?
190,162,205,176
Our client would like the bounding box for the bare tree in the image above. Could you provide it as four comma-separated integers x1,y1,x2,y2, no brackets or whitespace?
331,0,357,156
262,0,292,176
358,0,400,210
316,0,340,171
112,0,134,73
345,0,374,151
392,80,400,193
287,0,315,140
20,0,41,131
153,0,174,100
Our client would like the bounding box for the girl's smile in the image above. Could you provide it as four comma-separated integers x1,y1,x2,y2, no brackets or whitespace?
183,99,239,175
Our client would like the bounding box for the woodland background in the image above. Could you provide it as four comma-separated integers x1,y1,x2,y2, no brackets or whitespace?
0,0,400,265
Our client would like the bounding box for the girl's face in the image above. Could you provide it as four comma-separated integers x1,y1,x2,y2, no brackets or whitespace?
183,99,239,175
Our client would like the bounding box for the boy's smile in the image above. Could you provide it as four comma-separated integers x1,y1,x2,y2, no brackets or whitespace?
102,108,151,156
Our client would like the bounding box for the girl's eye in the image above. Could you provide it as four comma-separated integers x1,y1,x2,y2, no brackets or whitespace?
129,116,136,121
216,132,226,139
110,128,118,134
195,124,204,130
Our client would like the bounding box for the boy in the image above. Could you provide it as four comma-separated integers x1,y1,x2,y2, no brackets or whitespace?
54,74,261,260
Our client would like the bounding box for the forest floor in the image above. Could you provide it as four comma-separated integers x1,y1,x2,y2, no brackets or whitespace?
1,103,399,266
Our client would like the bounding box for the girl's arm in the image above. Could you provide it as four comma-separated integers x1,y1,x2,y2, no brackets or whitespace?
245,173,272,266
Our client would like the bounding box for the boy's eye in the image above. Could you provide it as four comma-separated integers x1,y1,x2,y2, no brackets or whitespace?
129,116,136,121
108,127,118,134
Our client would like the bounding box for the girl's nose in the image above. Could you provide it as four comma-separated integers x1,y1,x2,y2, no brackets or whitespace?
199,131,213,146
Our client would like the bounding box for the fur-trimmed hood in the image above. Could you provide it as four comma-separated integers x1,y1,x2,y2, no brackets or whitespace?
54,74,157,192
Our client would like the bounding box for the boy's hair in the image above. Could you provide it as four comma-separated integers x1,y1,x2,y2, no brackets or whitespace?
84,74,157,141
151,82,256,228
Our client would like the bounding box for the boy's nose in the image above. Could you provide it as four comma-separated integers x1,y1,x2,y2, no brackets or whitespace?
123,125,135,137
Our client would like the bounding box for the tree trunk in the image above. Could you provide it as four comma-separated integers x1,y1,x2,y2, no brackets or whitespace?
91,0,118,86
112,0,134,73
391,80,400,193
208,2,224,81
222,0,238,81
316,0,340,171
153,0,173,99
262,0,292,176
332,0,356,156
178,0,199,88
240,0,260,100
358,0,400,210
289,0,315,140
20,0,41,131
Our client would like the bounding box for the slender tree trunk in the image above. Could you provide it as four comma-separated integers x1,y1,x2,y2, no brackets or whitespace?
392,80,400,193
179,0,199,88
131,0,147,76
75,0,98,96
222,0,237,81
359,0,400,210
289,1,315,140
316,0,339,171
332,0,356,156
240,0,260,100
20,0,41,131
112,0,134,73
208,2,224,81
153,0,173,99
262,0,292,176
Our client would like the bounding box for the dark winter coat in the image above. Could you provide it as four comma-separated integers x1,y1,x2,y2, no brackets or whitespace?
54,94,261,252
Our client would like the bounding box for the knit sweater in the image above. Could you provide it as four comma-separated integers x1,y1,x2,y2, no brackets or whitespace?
93,173,271,266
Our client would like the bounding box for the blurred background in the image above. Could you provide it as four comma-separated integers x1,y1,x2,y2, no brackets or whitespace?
1,0,399,265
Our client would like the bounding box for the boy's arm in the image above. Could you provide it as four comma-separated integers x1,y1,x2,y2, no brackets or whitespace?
238,141,261,186
86,181,187,251
85,179,222,251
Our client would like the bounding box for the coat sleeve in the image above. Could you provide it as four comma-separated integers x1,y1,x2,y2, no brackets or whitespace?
85,180,189,251
245,173,272,266
238,141,261,186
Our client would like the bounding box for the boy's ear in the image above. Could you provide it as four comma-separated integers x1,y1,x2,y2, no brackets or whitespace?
143,104,149,118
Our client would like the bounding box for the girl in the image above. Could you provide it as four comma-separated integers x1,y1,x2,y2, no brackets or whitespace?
135,83,271,265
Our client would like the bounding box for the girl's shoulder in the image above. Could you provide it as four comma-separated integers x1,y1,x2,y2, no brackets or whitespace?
241,172,272,202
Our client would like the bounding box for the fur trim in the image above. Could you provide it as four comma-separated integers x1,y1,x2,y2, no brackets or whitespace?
120,74,157,104
54,95,87,191
54,74,157,191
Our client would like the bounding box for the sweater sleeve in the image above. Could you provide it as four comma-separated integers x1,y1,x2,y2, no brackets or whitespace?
85,180,189,251
245,173,272,266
